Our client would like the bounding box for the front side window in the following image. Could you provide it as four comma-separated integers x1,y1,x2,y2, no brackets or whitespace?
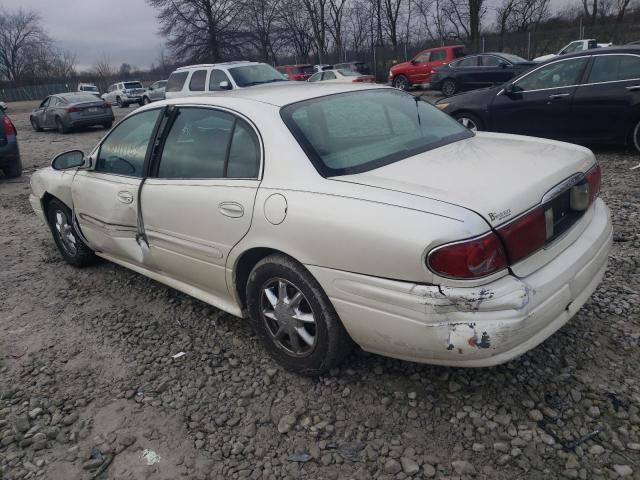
49,97,60,107
281,89,472,176
166,71,188,92
96,109,161,177
513,58,588,92
456,56,478,68
209,69,230,91
562,41,583,54
189,70,207,91
157,108,259,179
323,71,336,80
413,52,430,63
40,97,51,108
309,72,322,82
587,54,640,83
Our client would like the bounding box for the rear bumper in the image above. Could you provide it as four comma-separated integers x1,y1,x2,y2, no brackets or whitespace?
308,198,612,367
67,113,114,128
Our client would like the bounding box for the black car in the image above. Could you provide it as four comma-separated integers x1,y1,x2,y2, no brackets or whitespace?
0,104,21,178
429,53,536,96
437,46,640,152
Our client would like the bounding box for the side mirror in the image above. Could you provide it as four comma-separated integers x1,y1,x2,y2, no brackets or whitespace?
410,59,418,65
52,150,85,170
219,81,232,90
499,62,508,69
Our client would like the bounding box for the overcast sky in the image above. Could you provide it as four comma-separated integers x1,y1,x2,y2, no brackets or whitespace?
3,0,163,71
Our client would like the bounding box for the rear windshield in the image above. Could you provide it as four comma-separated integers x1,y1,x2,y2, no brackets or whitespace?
281,89,472,176
124,82,143,89
454,47,466,58
338,69,359,76
62,94,100,103
500,53,527,63
80,85,98,92
166,72,189,92
228,64,287,87
293,66,315,74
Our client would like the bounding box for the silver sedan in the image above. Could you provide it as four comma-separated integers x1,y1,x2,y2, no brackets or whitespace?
29,84,612,374
30,93,114,133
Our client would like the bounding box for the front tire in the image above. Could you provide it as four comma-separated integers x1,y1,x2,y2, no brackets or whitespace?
393,75,410,91
142,96,151,105
30,117,42,132
441,79,457,97
631,118,640,153
47,198,97,267
116,96,127,108
246,254,352,375
453,112,483,132
55,117,68,134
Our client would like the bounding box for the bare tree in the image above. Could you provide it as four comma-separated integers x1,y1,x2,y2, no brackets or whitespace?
444,0,487,51
382,0,404,49
281,0,314,62
328,0,347,62
301,0,329,63
582,0,599,25
0,8,52,83
146,0,245,62
243,0,285,63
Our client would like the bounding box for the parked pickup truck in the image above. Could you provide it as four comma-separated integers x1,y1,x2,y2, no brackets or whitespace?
533,39,612,62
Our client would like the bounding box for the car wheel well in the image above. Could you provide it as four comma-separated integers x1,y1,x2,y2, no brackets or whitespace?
234,247,282,311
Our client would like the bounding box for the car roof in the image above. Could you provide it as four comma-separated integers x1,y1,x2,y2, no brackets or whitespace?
152,82,390,108
545,45,640,61
175,61,259,71
278,64,313,68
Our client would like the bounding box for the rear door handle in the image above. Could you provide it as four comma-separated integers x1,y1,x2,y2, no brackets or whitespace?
218,202,244,218
626,85,640,91
548,93,570,99
117,191,133,204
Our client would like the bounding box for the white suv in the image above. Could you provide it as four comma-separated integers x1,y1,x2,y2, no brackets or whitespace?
101,81,146,107
165,61,288,99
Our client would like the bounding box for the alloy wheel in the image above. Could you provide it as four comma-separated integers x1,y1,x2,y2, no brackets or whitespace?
53,209,77,257
442,80,456,96
633,121,640,153
260,278,317,357
394,76,408,90
458,117,478,132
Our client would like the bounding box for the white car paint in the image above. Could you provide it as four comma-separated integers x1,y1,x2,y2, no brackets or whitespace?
533,39,608,62
29,83,612,368
308,68,374,83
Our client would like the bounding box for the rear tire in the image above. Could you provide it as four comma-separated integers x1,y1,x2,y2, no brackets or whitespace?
631,118,640,153
453,112,483,132
116,96,127,108
246,253,352,375
393,75,410,91
47,198,97,267
3,157,22,178
441,79,457,97
142,96,151,105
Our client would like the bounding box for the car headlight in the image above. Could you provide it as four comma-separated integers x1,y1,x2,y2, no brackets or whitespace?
436,103,449,110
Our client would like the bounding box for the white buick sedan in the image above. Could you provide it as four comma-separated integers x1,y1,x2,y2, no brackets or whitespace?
29,84,612,375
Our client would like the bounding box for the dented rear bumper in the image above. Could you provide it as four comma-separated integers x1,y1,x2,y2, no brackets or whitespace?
308,199,612,367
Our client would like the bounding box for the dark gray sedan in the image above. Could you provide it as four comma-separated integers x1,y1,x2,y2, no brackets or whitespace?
30,93,115,134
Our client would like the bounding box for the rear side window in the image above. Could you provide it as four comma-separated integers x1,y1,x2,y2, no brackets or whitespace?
189,70,207,91
479,55,501,66
456,56,478,67
454,48,466,58
588,55,640,83
209,70,230,91
323,71,336,80
430,50,446,61
157,108,259,179
166,71,189,92
97,109,161,177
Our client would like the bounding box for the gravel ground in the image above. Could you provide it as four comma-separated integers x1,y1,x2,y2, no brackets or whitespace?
1,100,639,480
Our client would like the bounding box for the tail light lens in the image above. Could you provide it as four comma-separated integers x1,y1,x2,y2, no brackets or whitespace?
427,233,508,279
65,106,80,113
2,115,16,135
585,163,601,205
497,207,547,264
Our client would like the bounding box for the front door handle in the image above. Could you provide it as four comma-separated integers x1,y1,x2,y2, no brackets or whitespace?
626,85,640,92
218,202,244,218
117,191,134,204
548,93,570,99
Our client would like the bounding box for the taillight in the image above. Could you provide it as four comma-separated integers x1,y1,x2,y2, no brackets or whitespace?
65,106,80,113
585,163,601,205
497,207,547,264
2,115,15,135
427,233,508,279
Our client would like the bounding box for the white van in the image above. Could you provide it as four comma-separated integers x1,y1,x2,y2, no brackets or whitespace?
164,61,289,99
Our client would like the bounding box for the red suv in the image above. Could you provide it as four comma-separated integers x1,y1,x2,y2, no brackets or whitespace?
276,64,315,81
388,45,466,90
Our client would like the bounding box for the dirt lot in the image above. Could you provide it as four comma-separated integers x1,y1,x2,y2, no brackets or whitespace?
1,100,639,480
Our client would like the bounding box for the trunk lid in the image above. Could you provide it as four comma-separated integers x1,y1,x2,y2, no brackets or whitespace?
332,132,596,228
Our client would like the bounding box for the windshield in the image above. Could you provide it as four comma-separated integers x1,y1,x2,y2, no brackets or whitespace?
281,89,472,176
124,82,143,89
500,53,527,63
229,64,287,87
63,94,101,103
338,69,359,76
81,85,98,92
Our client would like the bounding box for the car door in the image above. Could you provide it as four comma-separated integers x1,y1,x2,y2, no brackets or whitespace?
322,71,337,82
572,53,640,143
452,56,481,88
424,49,447,83
34,97,51,127
476,55,512,86
71,108,163,265
140,106,261,297
45,96,61,127
408,51,430,84
489,56,589,140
